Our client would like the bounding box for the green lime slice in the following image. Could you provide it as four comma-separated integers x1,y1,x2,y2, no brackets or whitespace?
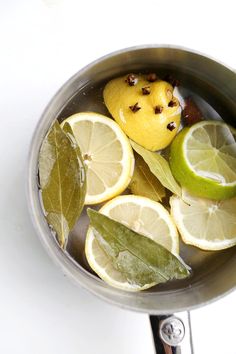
170,121,236,200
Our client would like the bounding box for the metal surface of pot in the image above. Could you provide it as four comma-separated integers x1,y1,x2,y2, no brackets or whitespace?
27,45,236,353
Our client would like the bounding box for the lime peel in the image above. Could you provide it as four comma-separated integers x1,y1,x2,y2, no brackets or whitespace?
170,121,236,200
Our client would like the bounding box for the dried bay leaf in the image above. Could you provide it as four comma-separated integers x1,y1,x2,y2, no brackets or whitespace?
39,120,86,249
62,122,83,158
130,140,181,197
129,154,166,202
87,209,190,288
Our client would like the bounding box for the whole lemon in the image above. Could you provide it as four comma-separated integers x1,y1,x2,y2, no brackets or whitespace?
103,74,181,151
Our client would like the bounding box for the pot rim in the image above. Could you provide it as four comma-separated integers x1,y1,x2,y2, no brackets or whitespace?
26,44,236,314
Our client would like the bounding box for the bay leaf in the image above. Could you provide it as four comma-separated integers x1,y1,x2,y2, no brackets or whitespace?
130,140,182,197
39,120,86,249
129,154,166,202
62,122,83,158
87,208,190,288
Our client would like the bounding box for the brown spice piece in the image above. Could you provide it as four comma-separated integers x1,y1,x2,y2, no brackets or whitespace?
183,97,203,126
142,86,151,95
167,122,176,131
147,73,158,82
154,105,163,114
129,102,141,113
168,100,177,107
164,74,180,87
125,74,138,86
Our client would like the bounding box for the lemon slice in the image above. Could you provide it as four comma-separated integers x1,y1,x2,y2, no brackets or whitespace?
61,112,134,204
170,190,236,250
170,121,236,200
85,195,179,291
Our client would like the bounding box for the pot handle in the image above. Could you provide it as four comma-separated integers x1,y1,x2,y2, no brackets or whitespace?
149,311,194,353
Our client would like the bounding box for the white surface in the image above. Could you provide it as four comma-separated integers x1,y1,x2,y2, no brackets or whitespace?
0,1,236,353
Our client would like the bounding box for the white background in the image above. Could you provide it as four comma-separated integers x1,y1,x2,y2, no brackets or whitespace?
0,1,236,353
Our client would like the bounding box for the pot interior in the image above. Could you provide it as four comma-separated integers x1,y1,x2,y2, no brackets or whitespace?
31,47,236,313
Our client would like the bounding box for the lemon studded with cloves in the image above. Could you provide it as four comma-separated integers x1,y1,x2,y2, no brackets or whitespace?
103,74,181,151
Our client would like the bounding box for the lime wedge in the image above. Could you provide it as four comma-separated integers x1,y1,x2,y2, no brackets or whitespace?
170,121,236,200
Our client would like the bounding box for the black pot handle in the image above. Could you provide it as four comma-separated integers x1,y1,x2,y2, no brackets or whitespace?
149,311,194,353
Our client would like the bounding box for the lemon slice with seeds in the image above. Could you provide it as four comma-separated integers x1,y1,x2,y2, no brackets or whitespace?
61,112,134,204
85,195,179,291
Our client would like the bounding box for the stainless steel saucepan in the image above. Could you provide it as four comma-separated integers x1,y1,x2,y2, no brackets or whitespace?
27,45,236,353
